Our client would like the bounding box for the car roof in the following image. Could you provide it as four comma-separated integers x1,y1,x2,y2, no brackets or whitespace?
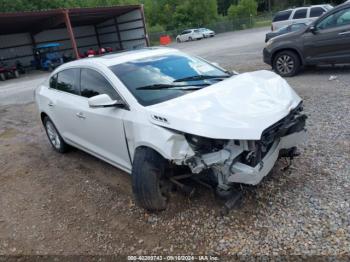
276,4,331,13
59,47,180,69
36,43,61,49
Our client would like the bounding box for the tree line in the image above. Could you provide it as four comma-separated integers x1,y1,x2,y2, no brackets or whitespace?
0,0,345,31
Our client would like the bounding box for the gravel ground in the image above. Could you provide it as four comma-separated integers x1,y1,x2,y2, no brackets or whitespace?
0,31,349,258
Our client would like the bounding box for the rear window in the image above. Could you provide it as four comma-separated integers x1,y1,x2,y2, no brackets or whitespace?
273,10,292,22
293,9,308,19
310,7,326,18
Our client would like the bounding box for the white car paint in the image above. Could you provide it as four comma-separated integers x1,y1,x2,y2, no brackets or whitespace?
35,47,306,187
148,70,301,140
272,5,332,31
199,28,215,38
176,29,203,42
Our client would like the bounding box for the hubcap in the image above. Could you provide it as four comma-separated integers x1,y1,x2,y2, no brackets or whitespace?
46,122,61,149
276,55,294,74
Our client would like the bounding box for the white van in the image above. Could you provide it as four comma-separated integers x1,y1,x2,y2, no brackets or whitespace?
271,5,333,31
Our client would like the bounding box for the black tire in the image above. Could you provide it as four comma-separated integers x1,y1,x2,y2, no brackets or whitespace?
132,147,170,211
189,37,193,41
0,73,5,81
48,64,54,72
176,38,181,43
43,117,69,153
273,50,301,77
14,70,20,78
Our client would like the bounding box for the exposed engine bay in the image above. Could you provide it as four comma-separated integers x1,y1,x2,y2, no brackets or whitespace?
174,102,307,190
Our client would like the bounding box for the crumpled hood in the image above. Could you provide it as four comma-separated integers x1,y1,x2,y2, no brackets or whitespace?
147,70,302,140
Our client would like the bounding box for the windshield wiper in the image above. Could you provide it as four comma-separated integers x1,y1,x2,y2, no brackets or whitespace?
136,83,209,90
173,74,231,82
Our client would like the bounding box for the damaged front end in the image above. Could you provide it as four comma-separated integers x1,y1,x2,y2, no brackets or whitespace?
174,102,307,190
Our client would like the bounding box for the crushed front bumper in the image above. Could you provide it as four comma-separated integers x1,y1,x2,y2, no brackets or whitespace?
227,130,306,185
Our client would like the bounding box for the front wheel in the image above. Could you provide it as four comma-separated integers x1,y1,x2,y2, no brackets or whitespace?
132,147,171,211
273,51,300,77
43,117,69,153
0,73,5,81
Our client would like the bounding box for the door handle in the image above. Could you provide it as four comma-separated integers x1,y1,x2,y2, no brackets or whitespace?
339,31,350,36
76,112,86,119
48,101,54,107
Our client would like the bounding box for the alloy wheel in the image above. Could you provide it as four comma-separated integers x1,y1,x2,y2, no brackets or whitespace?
276,55,294,75
46,121,61,150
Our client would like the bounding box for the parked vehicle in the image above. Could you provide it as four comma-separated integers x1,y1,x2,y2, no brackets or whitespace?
176,29,203,42
35,47,307,211
199,28,215,38
265,23,308,42
0,61,19,81
32,43,64,71
271,5,333,31
15,60,26,74
264,2,350,77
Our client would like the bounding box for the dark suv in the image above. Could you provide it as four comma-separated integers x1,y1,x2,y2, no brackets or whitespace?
264,2,350,76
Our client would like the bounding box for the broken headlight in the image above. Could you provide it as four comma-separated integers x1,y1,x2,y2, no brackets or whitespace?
185,134,228,154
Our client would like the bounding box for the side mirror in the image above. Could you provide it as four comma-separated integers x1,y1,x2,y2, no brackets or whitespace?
309,26,317,34
88,94,125,108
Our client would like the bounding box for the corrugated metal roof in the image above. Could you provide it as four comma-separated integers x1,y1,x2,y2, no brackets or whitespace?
0,5,142,35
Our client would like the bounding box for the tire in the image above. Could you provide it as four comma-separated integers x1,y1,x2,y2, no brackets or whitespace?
0,73,5,81
132,147,170,211
14,70,19,78
273,50,300,77
176,38,181,43
43,117,69,153
189,37,193,41
48,64,54,72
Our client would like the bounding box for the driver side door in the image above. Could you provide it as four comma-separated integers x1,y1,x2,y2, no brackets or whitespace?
75,68,132,172
303,6,350,64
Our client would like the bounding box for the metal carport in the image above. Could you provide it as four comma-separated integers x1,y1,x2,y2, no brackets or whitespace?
0,5,149,67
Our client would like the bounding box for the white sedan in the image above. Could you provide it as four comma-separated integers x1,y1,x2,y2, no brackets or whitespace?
35,47,307,211
176,29,203,42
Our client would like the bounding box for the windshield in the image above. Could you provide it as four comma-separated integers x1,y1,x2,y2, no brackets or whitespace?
109,53,230,106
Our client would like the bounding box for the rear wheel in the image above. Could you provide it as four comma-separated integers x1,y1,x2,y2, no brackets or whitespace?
273,50,300,77
189,37,193,41
176,38,181,43
43,117,69,153
132,147,171,211
0,73,5,81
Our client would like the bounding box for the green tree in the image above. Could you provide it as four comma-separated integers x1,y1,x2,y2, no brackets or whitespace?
228,0,257,19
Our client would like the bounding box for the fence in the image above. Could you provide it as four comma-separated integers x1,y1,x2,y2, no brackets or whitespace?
149,14,272,45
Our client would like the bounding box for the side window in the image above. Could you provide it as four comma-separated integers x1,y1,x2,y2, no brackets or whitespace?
273,10,292,22
80,68,120,100
310,7,326,18
317,8,350,30
55,69,80,95
337,8,350,26
49,74,57,89
293,9,307,19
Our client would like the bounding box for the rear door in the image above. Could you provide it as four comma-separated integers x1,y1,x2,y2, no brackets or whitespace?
47,68,86,145
303,6,350,64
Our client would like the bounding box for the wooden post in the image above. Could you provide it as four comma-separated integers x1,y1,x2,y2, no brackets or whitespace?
140,5,150,47
63,9,79,59
114,17,123,50
94,25,101,48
